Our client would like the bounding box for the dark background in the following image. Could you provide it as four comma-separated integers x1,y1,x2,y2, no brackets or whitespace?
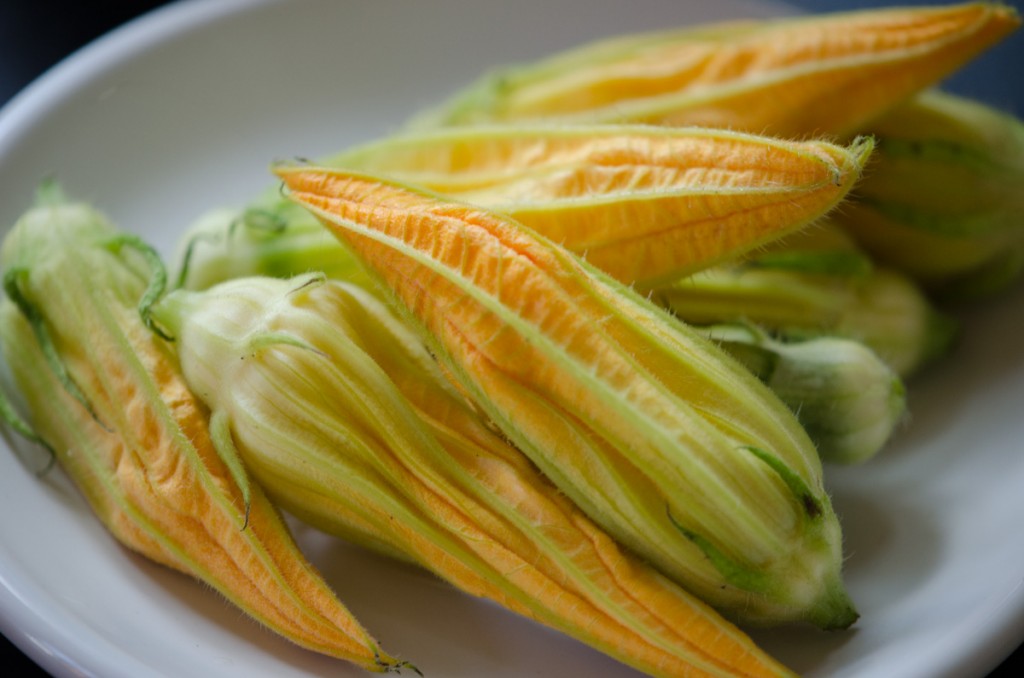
1,1,1021,676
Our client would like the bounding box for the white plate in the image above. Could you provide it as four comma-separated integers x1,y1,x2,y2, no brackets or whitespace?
1,1,1022,676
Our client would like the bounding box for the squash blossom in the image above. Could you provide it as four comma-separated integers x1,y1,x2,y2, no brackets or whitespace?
0,189,411,674
837,89,1024,301
409,2,1020,138
325,124,873,287
151,274,798,678
654,223,959,378
176,126,872,291
275,165,858,630
173,201,378,292
702,324,907,466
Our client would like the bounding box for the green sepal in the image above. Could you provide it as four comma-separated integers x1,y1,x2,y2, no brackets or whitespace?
0,375,56,473
744,249,874,277
208,408,252,530
2,267,107,429
743,445,823,520
666,507,773,594
102,234,173,341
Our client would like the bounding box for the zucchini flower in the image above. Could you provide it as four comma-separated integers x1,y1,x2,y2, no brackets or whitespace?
150,274,797,678
173,198,376,292
0,188,410,673
836,89,1024,301
654,223,959,378
275,165,858,630
409,3,1019,138
703,324,907,465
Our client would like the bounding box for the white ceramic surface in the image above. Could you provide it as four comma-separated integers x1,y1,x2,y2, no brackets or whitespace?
1,1,1022,677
